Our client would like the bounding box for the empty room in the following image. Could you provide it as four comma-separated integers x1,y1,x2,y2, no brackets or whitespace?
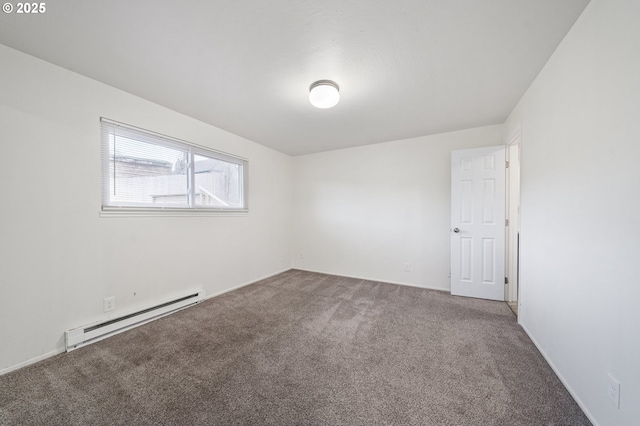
0,0,638,425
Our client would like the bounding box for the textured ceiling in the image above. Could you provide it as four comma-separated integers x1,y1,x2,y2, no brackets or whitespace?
0,0,590,155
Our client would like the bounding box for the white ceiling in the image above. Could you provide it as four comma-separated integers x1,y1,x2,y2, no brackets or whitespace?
0,0,589,156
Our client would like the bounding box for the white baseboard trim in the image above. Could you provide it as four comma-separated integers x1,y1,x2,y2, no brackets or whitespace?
520,322,599,426
292,267,450,293
204,268,293,301
0,348,65,377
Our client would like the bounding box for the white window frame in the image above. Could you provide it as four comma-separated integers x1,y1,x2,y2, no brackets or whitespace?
100,118,248,216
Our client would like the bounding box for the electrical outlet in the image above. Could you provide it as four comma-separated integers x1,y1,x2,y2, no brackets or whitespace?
103,297,115,312
403,263,411,272
607,373,621,409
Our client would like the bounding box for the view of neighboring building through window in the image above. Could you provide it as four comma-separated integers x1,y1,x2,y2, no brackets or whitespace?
101,119,247,211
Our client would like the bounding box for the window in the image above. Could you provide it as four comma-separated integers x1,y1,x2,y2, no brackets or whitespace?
101,119,247,213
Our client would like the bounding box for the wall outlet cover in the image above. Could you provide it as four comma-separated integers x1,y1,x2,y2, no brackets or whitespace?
607,373,621,409
103,297,115,312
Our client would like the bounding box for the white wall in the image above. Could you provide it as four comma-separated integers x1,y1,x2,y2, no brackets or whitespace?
0,44,293,373
293,125,502,289
503,0,640,424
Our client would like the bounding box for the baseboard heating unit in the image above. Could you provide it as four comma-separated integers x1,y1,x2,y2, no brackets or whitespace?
65,289,205,352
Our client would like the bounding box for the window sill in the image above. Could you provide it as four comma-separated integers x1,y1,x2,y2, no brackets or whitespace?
100,207,249,218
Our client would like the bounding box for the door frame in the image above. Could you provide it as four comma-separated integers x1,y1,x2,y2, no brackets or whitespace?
505,125,521,304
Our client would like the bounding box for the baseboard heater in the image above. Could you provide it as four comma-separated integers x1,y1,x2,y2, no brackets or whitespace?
65,289,205,352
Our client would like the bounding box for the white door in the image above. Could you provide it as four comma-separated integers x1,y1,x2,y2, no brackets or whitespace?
451,145,506,301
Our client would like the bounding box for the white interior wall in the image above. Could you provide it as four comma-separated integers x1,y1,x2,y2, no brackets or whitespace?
0,44,294,373
503,0,639,424
292,125,502,289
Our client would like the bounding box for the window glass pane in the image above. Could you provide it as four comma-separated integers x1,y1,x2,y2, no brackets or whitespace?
101,119,247,212
109,135,189,207
193,154,243,208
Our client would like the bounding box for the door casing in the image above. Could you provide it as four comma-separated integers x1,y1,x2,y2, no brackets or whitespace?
506,127,521,303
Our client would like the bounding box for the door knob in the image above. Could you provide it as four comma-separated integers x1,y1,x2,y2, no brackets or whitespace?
453,228,460,233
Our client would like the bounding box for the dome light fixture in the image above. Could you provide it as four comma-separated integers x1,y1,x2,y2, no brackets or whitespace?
309,80,340,109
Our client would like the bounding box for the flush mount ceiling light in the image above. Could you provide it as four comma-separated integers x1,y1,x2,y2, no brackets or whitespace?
309,80,340,109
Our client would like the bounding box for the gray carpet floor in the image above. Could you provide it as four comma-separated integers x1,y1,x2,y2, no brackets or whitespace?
0,269,590,425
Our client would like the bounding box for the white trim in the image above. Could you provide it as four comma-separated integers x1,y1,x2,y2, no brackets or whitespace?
293,267,450,293
100,208,250,218
204,268,293,300
520,322,599,426
0,348,65,377
504,124,522,303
